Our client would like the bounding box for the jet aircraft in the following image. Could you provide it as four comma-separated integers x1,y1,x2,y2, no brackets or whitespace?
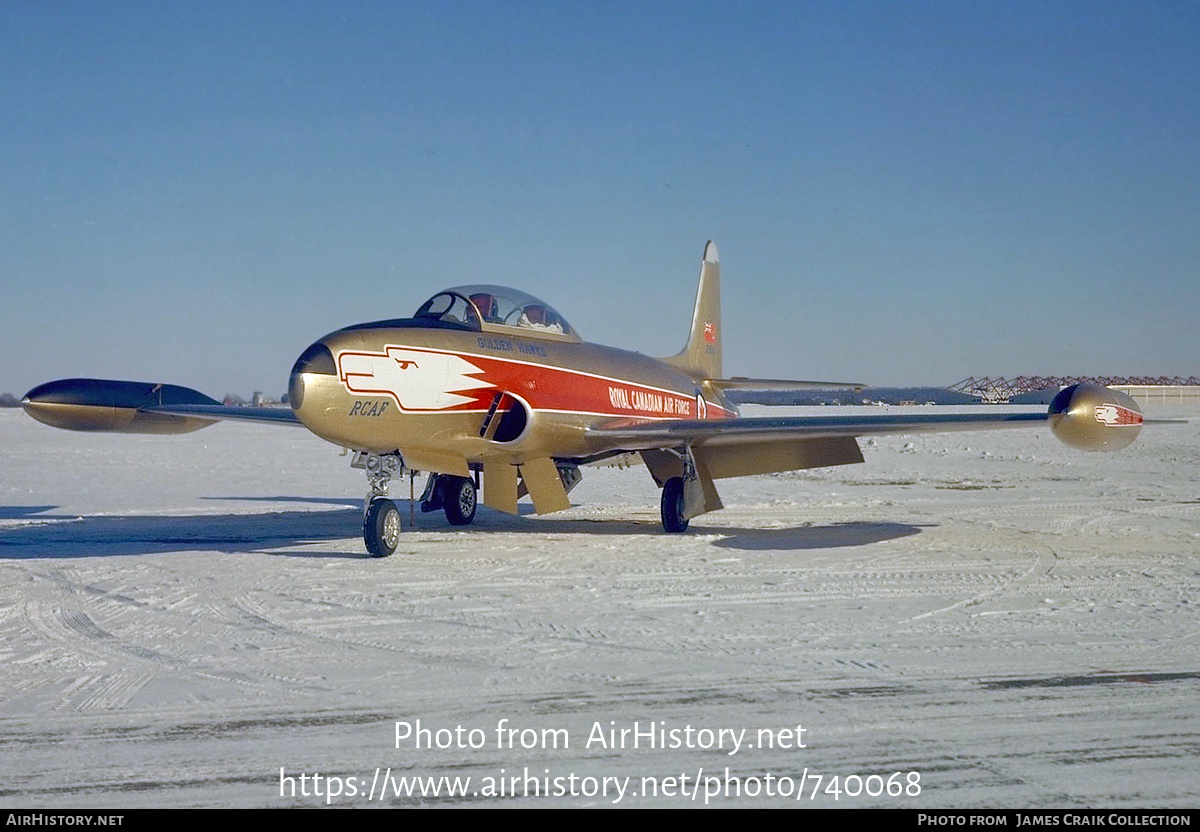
23,242,1145,556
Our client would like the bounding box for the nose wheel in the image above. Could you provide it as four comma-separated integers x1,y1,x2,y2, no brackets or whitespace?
352,451,406,556
363,497,401,557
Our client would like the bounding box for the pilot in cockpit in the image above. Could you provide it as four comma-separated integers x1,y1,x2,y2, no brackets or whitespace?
516,304,564,334
469,293,502,324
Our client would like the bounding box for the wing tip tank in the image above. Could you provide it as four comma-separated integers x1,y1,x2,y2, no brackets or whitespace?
22,378,219,434
1048,382,1143,451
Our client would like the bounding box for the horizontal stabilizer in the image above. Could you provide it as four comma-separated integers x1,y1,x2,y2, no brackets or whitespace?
706,377,866,391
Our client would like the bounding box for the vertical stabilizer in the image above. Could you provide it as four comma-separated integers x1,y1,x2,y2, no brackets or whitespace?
663,241,722,381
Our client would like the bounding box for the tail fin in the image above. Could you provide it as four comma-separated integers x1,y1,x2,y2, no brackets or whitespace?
662,241,721,381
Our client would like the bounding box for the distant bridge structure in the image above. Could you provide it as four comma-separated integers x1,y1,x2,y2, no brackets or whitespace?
949,376,1200,404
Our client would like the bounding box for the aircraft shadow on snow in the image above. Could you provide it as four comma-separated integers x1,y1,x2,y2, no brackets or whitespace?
0,499,926,558
710,521,928,551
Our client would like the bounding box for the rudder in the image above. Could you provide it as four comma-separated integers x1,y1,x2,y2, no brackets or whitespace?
663,241,722,381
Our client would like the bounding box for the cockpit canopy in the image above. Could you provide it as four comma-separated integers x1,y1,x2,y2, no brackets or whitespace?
413,285,579,341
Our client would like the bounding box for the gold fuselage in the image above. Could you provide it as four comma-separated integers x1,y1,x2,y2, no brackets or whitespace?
289,319,735,475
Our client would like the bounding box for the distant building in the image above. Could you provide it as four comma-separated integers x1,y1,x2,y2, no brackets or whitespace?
1111,384,1200,406
949,376,1200,405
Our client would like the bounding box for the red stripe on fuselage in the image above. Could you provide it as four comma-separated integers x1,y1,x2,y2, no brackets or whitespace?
335,344,734,421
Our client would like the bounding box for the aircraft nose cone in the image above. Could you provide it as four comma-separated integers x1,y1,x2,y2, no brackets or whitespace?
289,341,336,413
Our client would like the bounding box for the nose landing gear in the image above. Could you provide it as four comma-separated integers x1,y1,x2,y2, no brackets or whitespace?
352,451,406,557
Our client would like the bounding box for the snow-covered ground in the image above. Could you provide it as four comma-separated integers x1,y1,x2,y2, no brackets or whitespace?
1,404,1197,808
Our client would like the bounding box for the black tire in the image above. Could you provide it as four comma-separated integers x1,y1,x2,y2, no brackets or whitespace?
442,476,477,526
660,477,689,533
363,498,401,557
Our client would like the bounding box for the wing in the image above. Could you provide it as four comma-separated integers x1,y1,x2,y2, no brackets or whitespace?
587,409,1047,450
584,409,1048,480
142,402,302,426
582,383,1144,480
22,378,300,433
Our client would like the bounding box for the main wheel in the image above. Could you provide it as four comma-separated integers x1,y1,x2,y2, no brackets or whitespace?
660,476,689,533
363,498,401,557
442,476,477,526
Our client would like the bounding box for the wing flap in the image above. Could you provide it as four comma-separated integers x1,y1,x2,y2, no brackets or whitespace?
697,436,865,478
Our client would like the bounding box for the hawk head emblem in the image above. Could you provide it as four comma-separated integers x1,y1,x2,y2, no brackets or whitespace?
337,347,492,411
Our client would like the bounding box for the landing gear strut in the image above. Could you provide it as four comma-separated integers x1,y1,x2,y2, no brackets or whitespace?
352,451,406,557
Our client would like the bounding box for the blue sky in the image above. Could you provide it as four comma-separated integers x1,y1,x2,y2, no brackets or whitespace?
4,1,1198,397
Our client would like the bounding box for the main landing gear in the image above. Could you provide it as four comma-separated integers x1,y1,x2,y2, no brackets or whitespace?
660,476,689,533
656,446,715,534
419,474,478,526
